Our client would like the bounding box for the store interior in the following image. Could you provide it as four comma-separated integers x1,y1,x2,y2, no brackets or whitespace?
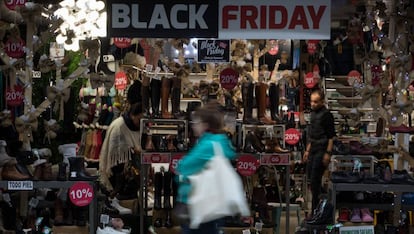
0,0,414,233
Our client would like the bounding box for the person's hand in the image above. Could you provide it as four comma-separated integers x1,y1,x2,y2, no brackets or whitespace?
323,153,331,167
302,151,309,162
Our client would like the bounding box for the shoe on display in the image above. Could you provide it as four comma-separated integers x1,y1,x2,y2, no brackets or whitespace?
350,208,362,222
110,198,132,215
337,208,350,222
360,208,374,222
96,226,131,234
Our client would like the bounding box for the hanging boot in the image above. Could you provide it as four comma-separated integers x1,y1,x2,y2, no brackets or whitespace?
68,157,97,181
161,77,173,119
153,172,162,210
242,82,259,124
268,83,281,122
57,162,67,181
150,78,162,118
163,171,172,209
142,74,151,117
171,76,182,118
255,82,275,124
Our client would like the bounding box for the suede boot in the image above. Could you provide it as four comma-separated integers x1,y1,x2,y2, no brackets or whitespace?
0,140,16,167
2,161,30,180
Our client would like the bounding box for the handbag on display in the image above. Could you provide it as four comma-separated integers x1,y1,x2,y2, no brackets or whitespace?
188,142,250,228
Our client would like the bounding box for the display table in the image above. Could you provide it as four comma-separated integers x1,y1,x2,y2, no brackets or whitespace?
155,226,273,234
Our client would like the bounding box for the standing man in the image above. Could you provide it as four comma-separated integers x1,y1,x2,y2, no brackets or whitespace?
303,89,335,217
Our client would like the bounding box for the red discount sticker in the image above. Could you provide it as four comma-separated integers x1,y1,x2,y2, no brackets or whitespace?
347,70,362,86
113,37,132,49
304,72,318,88
307,40,319,55
169,153,185,174
141,153,171,164
285,128,300,145
236,154,259,176
115,71,128,90
5,85,24,106
220,68,239,90
5,38,25,58
5,0,26,10
69,182,94,207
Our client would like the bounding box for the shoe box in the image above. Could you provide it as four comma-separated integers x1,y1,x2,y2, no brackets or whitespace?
52,225,89,234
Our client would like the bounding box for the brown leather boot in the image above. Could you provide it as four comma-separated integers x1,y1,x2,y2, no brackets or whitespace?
161,78,173,119
255,82,276,125
273,138,290,153
1,162,30,180
167,135,177,152
145,134,155,151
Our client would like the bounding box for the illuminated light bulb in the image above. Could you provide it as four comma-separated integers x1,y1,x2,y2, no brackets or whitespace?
56,34,67,44
96,1,105,11
59,0,75,8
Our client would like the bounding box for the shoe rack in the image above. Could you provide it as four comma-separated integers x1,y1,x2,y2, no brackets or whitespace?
0,180,98,234
138,118,188,234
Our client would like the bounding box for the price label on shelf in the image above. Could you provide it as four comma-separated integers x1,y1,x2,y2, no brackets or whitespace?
169,153,185,174
285,128,300,145
69,182,94,207
236,154,259,176
260,153,290,166
7,181,33,190
142,153,171,164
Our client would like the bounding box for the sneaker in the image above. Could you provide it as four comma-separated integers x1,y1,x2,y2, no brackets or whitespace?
338,208,350,222
350,208,362,222
360,208,374,222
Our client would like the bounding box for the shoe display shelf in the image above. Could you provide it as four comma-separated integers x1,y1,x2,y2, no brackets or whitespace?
329,155,377,175
0,180,98,234
238,122,286,151
138,118,189,234
329,182,414,227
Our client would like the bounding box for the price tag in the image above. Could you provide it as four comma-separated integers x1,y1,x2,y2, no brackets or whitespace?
5,38,25,58
285,128,301,145
260,153,290,165
69,182,94,207
113,37,132,48
220,68,238,90
307,40,319,55
32,70,41,78
142,153,171,164
115,71,128,90
5,85,24,106
169,153,185,174
5,0,26,10
7,181,33,190
236,154,259,176
100,214,110,224
304,72,317,88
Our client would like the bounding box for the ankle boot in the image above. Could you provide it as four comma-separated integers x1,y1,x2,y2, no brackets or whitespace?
68,157,97,181
268,83,280,122
255,82,275,124
161,78,173,119
145,134,155,152
242,82,259,124
167,135,176,152
158,136,168,152
171,76,182,118
142,74,151,116
153,172,162,210
244,132,257,153
150,78,161,118
273,138,289,153
163,171,172,209
57,162,67,181
2,161,30,180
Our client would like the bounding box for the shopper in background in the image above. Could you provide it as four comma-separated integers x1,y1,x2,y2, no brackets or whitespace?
303,89,335,217
176,101,236,234
99,102,143,197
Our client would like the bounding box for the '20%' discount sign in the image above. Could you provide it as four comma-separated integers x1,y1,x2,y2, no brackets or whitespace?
220,68,238,90
236,154,259,176
285,128,301,145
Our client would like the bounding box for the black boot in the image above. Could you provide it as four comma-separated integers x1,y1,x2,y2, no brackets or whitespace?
150,78,161,118
57,162,67,181
268,83,281,122
68,157,97,181
1,199,16,231
142,74,151,117
307,196,334,225
163,171,172,209
244,132,257,153
153,172,162,210
242,82,259,124
171,76,182,118
164,210,173,228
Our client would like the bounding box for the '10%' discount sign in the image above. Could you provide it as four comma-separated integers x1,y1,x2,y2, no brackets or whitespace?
69,182,94,207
